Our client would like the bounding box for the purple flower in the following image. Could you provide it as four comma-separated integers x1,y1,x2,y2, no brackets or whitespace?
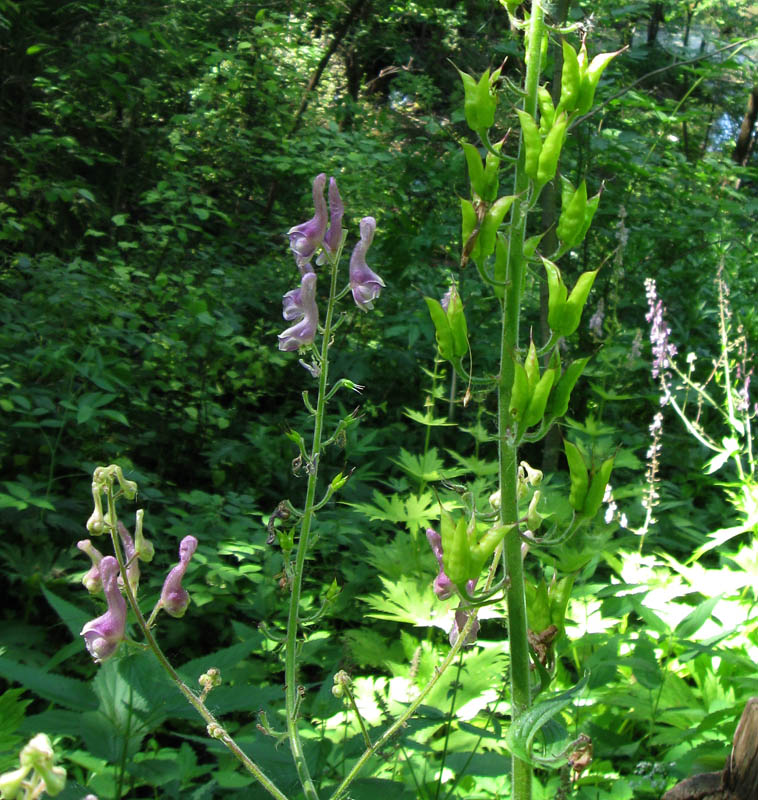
349,216,385,311
426,528,455,600
319,177,344,262
77,539,104,594
81,556,127,663
160,535,198,618
278,272,319,351
644,278,677,381
288,173,328,269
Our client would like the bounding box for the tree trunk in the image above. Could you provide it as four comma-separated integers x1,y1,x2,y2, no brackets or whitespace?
732,86,758,167
647,2,665,46
662,698,758,800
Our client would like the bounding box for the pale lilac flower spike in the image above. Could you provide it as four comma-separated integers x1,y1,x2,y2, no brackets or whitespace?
160,535,198,618
288,173,328,269
349,216,385,311
278,272,319,351
81,555,127,663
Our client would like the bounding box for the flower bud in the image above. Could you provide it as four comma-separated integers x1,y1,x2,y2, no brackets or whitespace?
0,765,31,799
77,539,105,594
134,509,154,562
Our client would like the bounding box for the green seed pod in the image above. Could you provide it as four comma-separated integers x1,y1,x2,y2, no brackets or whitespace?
576,49,622,115
524,340,540,393
577,189,601,245
564,440,589,512
509,360,531,424
557,40,581,114
516,109,542,180
581,455,615,519
545,357,589,421
469,523,512,576
476,194,515,261
457,67,498,133
524,367,556,429
537,85,555,135
461,142,486,199
482,139,502,203
559,269,598,337
441,510,472,589
556,179,588,248
536,112,568,186
542,258,568,332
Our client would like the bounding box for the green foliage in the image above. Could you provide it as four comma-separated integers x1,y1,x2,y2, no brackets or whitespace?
2,0,758,797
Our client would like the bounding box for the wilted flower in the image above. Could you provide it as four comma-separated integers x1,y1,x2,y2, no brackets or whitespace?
449,606,480,647
426,528,454,600
288,173,328,269
159,535,198,618
349,216,385,311
426,528,479,645
81,556,126,663
319,177,344,261
77,539,105,594
278,272,319,351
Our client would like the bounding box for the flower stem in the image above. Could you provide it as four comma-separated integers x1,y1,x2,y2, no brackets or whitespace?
104,486,289,800
284,249,343,800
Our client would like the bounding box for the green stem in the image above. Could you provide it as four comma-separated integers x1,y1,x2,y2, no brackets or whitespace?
103,486,289,800
284,252,343,800
498,5,546,799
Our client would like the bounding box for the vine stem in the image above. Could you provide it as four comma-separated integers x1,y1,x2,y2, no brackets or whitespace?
284,246,345,800
104,487,289,800
499,3,546,799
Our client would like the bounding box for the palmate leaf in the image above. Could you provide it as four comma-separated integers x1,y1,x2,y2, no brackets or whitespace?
361,575,457,629
505,673,589,767
390,447,467,483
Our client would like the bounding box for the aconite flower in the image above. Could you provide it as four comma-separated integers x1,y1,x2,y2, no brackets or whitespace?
159,535,198,618
287,173,327,269
349,216,385,311
81,555,126,663
319,177,344,262
278,272,319,351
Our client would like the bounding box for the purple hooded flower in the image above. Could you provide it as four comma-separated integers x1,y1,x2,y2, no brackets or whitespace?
349,216,385,311
81,555,127,663
288,173,328,269
319,177,344,262
278,272,319,351
160,535,198,618
77,539,105,594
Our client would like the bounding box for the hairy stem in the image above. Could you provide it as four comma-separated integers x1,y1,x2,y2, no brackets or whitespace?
499,4,546,799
